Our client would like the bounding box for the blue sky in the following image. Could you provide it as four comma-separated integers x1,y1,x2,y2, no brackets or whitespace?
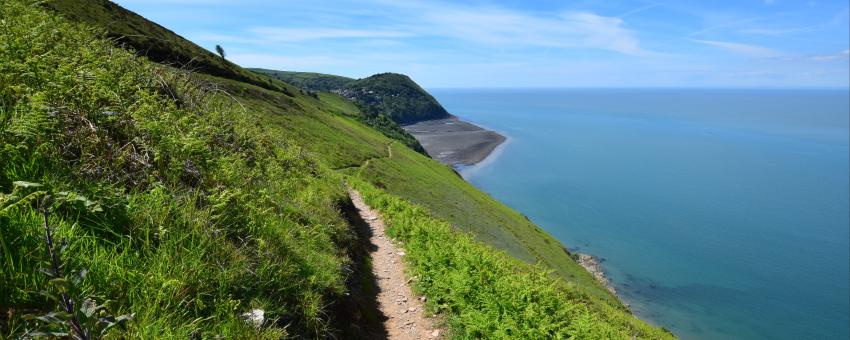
115,0,849,88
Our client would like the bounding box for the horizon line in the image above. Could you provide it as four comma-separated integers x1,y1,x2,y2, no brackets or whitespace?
424,85,850,90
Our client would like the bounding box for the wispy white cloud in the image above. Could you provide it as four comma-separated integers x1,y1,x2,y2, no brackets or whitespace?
810,49,850,61
415,8,649,55
688,17,763,37
195,28,409,44
229,54,341,67
193,0,651,56
692,39,783,58
194,32,263,45
113,0,850,87
117,0,231,4
619,3,665,19
740,25,820,35
246,27,410,42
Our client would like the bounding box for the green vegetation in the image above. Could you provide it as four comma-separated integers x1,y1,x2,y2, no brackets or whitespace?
350,179,673,339
254,69,451,152
1,2,355,337
251,69,355,92
359,141,623,306
346,73,451,124
215,44,226,60
1,0,673,338
252,69,451,124
42,0,288,93
215,73,622,306
251,69,427,152
358,113,426,153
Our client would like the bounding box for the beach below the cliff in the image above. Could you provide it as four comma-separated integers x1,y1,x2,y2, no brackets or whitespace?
404,117,506,168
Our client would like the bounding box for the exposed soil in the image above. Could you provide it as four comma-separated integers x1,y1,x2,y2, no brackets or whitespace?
347,188,443,340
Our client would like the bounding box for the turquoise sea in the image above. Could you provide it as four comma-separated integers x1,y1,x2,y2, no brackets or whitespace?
429,89,850,340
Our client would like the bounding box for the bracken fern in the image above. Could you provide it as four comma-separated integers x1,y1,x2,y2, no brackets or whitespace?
1,1,353,337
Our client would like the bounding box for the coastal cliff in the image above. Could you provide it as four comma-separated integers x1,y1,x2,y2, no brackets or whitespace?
0,0,673,338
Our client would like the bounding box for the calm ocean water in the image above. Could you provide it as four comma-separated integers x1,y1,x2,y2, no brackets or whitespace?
429,89,850,340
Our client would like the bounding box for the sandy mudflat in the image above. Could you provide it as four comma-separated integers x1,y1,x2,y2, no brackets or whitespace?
404,117,506,167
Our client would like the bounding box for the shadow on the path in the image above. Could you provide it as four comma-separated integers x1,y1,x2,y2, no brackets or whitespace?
329,198,389,339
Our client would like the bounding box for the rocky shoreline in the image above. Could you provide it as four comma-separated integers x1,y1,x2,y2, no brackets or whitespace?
575,253,618,296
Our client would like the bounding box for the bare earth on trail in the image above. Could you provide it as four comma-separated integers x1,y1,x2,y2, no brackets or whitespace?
348,189,444,340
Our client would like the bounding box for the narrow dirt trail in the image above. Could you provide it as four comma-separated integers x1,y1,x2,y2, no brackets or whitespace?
347,188,443,339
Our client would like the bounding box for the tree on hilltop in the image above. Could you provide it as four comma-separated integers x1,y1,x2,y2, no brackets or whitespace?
215,44,226,60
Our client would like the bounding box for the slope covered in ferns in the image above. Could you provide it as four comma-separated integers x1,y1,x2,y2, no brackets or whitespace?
1,1,673,338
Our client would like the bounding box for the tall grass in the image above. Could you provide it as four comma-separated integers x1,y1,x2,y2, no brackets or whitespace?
1,1,353,337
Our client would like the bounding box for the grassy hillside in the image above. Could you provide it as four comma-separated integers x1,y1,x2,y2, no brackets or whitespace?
346,73,451,124
43,0,288,93
351,179,673,338
46,0,621,309
219,71,621,307
251,69,452,150
251,69,354,92
253,69,425,154
1,1,672,338
252,69,451,124
1,1,359,337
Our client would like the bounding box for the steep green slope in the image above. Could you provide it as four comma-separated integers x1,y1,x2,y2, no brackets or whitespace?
252,69,451,124
2,1,672,338
363,142,624,304
250,69,427,153
216,75,621,306
351,179,673,338
205,72,669,338
42,0,619,304
1,2,359,337
345,73,451,124
251,69,355,92
43,0,287,93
